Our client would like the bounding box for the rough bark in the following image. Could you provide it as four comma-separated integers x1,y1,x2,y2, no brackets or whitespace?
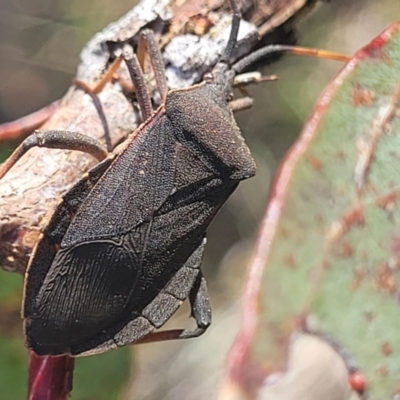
0,0,318,274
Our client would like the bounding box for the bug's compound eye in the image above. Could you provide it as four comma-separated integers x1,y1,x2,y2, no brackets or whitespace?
204,72,215,82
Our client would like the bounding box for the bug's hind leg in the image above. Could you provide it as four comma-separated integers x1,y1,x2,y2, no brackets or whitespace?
137,276,211,344
135,238,212,344
180,272,211,338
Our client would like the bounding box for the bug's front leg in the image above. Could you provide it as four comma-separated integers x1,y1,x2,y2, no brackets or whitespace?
0,130,108,180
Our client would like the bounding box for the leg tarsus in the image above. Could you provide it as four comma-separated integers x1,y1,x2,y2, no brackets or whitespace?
188,273,211,333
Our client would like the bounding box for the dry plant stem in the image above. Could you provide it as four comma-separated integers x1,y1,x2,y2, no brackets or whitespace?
0,2,320,277
257,0,309,37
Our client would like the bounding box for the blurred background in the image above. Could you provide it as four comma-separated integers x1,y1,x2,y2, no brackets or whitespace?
0,0,399,399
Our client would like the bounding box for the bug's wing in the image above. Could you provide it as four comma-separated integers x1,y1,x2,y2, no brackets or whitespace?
23,158,114,309
24,112,178,355
62,111,177,247
26,239,140,354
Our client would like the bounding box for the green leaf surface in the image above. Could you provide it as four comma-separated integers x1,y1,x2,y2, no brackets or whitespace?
226,21,400,400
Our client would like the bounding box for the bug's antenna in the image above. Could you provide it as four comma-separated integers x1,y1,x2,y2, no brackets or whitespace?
220,0,242,64
233,45,350,74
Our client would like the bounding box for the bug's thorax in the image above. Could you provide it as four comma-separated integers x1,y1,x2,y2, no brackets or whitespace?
163,62,256,182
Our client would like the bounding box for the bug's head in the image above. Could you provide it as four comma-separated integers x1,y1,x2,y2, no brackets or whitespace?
203,2,269,105
204,63,235,103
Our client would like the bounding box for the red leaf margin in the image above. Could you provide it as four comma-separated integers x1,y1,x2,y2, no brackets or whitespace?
222,19,400,396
